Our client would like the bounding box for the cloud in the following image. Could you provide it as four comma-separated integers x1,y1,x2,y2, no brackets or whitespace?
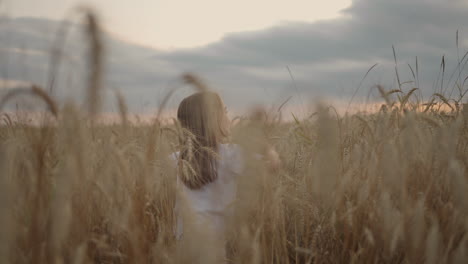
153,0,468,107
0,79,32,89
1,0,468,114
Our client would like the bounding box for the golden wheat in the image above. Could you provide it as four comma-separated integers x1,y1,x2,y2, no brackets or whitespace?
1,9,468,264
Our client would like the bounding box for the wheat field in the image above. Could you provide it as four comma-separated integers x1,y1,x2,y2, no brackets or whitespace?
1,10,468,264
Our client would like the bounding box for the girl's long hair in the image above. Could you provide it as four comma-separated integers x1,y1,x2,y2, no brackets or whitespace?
177,91,229,189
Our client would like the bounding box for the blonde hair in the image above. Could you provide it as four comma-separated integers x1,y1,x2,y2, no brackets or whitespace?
177,91,229,189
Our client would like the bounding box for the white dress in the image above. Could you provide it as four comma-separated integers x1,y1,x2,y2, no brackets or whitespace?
171,143,244,240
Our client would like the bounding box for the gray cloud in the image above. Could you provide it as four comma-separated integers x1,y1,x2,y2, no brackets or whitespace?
155,0,468,102
1,0,468,113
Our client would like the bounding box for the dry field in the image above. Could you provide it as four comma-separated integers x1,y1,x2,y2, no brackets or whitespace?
1,10,468,264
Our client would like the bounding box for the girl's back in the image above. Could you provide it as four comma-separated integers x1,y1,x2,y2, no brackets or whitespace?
173,143,243,239
172,88,241,262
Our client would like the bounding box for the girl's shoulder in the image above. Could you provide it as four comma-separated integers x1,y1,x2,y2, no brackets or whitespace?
169,144,245,173
171,151,179,160
219,143,244,174
219,143,242,158
168,151,179,168
219,142,240,152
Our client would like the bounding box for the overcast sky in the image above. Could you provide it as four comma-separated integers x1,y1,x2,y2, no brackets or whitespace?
1,0,468,115
4,0,351,50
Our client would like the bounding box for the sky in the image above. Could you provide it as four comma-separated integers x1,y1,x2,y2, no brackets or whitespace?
1,0,468,115
4,0,351,50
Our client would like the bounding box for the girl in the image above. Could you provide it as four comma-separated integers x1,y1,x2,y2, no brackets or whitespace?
172,91,243,262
